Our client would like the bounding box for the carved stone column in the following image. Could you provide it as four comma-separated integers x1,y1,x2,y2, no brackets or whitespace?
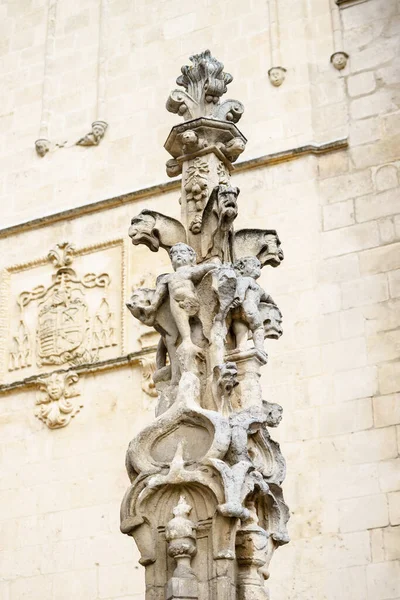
121,50,289,600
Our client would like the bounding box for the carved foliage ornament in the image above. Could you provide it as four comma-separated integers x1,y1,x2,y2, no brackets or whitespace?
166,49,244,123
35,370,82,429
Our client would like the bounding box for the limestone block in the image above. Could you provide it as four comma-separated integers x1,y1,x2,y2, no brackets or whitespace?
347,71,376,97
349,116,381,146
379,458,400,493
339,307,365,339
374,164,399,191
334,365,378,401
356,188,400,223
321,337,367,373
342,274,389,309
389,492,400,525
316,254,360,284
373,394,400,428
319,397,373,437
370,527,385,563
351,135,400,169
338,494,389,533
342,426,398,464
319,170,373,204
389,269,400,298
351,89,398,120
322,221,380,258
366,560,400,600
320,463,379,502
359,242,400,276
322,200,355,231
383,526,400,561
350,39,398,73
379,218,397,244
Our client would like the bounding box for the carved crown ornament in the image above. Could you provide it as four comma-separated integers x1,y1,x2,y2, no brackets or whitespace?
121,50,289,600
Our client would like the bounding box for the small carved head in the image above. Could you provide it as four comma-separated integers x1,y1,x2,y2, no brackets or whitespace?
46,373,65,401
35,138,50,157
268,66,286,87
330,51,349,71
92,120,108,138
234,256,261,280
166,158,182,178
262,400,283,427
216,185,240,221
169,242,197,269
181,130,198,146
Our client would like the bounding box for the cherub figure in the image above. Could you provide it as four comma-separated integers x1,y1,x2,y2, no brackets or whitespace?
231,256,274,357
142,242,216,365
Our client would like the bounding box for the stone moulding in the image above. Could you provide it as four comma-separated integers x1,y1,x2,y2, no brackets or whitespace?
121,51,292,600
0,139,348,241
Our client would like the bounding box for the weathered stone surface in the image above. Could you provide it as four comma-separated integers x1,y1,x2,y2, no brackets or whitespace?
122,52,288,600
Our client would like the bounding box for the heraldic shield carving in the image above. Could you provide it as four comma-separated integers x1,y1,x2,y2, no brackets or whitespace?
8,242,117,373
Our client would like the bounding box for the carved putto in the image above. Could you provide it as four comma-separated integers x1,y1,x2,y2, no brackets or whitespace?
35,371,82,429
121,51,289,600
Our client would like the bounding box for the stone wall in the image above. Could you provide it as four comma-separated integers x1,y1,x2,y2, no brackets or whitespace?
0,0,399,599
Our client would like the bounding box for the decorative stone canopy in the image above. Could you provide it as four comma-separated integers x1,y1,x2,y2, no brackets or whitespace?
121,50,289,600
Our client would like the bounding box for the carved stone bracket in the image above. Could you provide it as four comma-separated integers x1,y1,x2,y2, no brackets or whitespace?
35,370,82,429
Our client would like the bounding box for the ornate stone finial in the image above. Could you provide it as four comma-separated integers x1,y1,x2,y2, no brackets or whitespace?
76,120,108,146
330,51,349,70
35,138,50,157
35,371,82,429
165,496,198,599
166,49,242,123
268,66,287,87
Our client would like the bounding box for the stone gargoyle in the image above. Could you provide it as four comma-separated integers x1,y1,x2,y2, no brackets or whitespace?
234,228,284,268
129,209,187,253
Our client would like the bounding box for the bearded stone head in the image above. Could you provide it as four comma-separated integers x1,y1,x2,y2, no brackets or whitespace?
215,185,240,224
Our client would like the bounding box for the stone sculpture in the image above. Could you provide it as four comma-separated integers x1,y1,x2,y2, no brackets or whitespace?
121,50,289,600
35,370,82,429
77,120,108,146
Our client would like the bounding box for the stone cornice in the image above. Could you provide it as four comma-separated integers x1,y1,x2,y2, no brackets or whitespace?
0,345,158,395
336,0,369,6
0,138,348,240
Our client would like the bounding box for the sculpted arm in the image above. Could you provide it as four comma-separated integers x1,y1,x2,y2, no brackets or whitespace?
190,263,217,283
234,277,249,304
148,278,169,312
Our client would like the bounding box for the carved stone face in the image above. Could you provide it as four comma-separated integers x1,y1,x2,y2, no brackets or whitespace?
170,243,196,270
217,186,239,222
268,67,286,87
331,52,348,70
47,375,65,401
35,139,50,157
93,124,105,137
181,130,198,146
129,212,158,251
